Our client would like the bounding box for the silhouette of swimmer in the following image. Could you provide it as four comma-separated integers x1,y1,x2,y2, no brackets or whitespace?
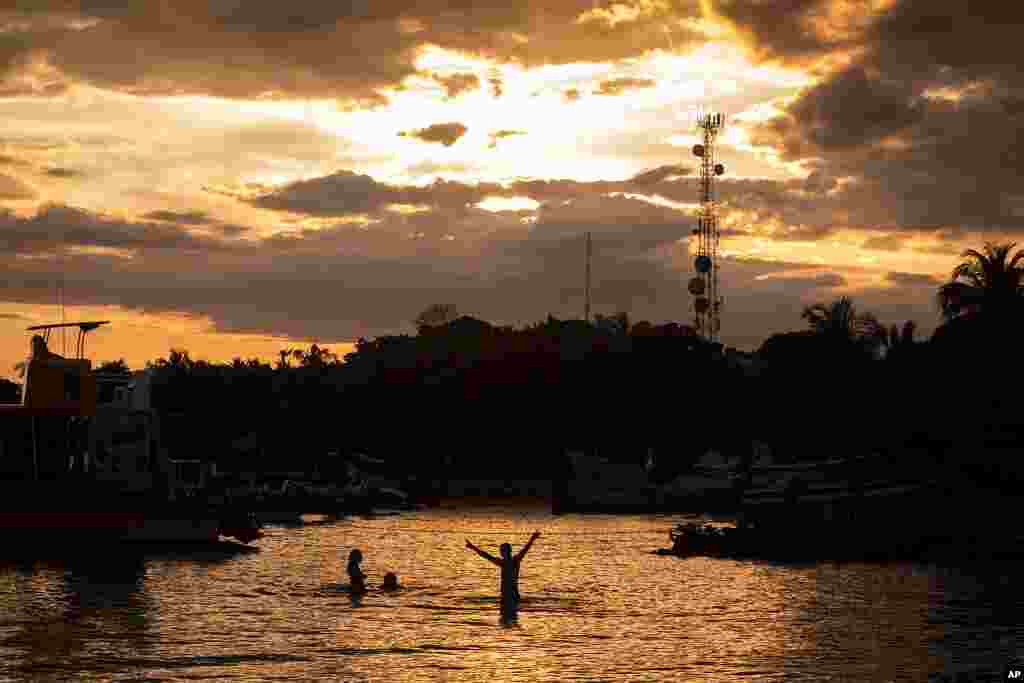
381,572,400,591
347,549,367,594
465,531,540,611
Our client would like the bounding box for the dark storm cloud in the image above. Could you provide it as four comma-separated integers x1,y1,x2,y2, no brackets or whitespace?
531,193,688,233
432,72,480,99
43,167,83,178
0,203,237,253
0,178,952,349
212,223,250,237
0,224,689,343
811,272,846,287
752,65,926,153
628,164,690,186
639,175,845,235
721,0,1024,234
243,165,870,257
706,0,852,66
755,270,847,290
0,154,29,166
0,12,72,95
860,234,906,252
884,271,940,288
245,166,701,220
3,1,705,106
503,166,692,201
142,210,213,225
243,165,935,250
594,77,656,96
869,1,1024,89
0,170,710,342
398,122,468,147
244,171,398,215
243,170,506,216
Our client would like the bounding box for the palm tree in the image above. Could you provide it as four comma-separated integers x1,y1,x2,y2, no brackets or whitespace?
300,344,338,367
277,348,296,369
159,348,192,369
95,359,131,374
800,296,884,348
936,242,1024,321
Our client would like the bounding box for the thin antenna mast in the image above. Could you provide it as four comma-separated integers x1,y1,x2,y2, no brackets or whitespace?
584,231,592,322
60,273,65,355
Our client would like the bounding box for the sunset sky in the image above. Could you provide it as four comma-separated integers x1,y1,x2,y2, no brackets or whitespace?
1,1,1020,377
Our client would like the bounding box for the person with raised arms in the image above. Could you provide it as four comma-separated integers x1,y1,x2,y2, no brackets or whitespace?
465,531,541,614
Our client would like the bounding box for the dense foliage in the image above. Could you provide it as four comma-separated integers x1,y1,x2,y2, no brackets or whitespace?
8,244,1021,486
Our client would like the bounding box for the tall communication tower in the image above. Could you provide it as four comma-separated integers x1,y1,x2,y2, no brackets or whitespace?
688,112,726,343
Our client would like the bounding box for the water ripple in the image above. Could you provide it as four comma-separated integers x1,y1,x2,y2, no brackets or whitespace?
0,505,1019,681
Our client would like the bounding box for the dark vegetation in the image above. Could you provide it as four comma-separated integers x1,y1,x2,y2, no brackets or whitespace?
13,244,1024,490
0,378,19,403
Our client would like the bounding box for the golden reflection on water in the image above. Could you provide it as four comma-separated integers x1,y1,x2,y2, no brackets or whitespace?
0,504,1021,681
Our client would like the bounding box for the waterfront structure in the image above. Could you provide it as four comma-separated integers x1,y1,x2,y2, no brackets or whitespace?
0,321,260,545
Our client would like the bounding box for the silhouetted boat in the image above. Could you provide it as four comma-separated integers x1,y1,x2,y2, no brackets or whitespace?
658,454,943,561
556,449,661,512
0,321,262,547
555,449,739,513
222,437,409,519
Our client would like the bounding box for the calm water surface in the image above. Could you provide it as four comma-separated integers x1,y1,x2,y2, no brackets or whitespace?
0,503,1020,681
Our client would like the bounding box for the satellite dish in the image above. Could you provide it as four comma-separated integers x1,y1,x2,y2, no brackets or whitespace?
688,277,705,296
692,144,705,158
714,163,725,176
695,255,712,273
691,228,700,235
695,297,710,314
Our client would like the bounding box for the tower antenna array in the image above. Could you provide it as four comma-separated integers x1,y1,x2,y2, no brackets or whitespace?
689,112,726,343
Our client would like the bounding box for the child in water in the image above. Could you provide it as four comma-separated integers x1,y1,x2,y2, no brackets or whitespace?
381,572,400,591
347,549,367,594
465,531,541,612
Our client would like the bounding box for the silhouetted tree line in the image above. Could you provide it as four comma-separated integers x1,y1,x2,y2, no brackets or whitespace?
14,241,1015,490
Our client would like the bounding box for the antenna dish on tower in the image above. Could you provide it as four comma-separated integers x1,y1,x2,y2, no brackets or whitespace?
692,144,705,158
